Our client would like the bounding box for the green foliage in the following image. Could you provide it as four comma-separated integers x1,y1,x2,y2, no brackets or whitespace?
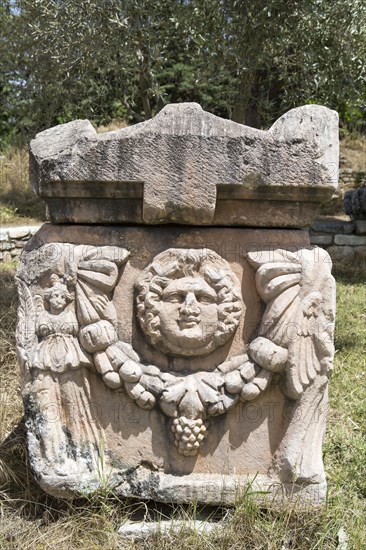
0,0,365,147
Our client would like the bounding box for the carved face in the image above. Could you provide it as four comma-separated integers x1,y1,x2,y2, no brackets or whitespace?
49,288,67,314
157,276,219,354
136,248,243,357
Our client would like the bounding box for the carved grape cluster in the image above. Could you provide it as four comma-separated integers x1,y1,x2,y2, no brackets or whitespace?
171,416,207,456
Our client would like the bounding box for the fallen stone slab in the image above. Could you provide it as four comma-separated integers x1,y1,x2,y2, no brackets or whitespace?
118,519,221,542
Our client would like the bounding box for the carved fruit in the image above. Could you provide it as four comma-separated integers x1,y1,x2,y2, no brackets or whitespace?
252,369,272,390
140,374,164,394
79,320,118,353
119,360,142,382
94,351,113,375
102,371,122,389
240,382,260,401
225,370,244,393
248,337,287,373
106,344,126,370
136,391,156,409
125,382,144,400
116,341,140,362
239,362,258,382
171,416,207,456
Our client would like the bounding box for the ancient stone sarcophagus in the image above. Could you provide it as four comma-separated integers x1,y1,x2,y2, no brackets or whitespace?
16,103,338,504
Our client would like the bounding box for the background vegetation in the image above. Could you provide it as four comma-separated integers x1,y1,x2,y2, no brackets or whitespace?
1,0,366,149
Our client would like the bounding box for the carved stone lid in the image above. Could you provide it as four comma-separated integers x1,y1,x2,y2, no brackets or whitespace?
30,102,339,227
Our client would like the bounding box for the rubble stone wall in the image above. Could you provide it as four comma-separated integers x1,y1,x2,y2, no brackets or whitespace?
310,219,366,262
339,168,366,189
0,225,41,263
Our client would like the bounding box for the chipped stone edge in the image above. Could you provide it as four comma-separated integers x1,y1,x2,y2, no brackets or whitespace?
35,469,327,507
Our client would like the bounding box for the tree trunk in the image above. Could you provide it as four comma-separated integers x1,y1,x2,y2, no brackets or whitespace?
245,102,261,129
231,71,255,125
139,59,152,120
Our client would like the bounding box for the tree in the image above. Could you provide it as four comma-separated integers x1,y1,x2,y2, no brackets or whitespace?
187,0,366,126
0,0,365,146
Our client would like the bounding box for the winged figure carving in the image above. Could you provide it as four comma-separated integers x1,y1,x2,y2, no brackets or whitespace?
247,248,335,400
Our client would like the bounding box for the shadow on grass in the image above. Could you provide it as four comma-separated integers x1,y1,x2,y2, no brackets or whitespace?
333,262,366,284
0,195,46,224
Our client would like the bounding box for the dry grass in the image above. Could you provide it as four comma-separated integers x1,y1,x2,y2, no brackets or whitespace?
0,148,46,225
0,261,365,548
340,135,366,173
96,119,129,133
0,122,131,227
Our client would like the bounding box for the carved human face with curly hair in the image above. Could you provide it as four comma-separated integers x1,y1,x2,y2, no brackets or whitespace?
136,249,243,357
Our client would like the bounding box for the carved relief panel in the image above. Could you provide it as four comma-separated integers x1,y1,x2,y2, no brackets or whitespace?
16,226,335,503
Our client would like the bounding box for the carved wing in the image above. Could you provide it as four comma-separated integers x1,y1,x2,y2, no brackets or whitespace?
247,248,335,399
75,247,129,326
14,277,38,367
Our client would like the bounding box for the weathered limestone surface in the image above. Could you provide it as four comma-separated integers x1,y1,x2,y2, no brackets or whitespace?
16,225,335,503
30,103,339,226
16,103,338,505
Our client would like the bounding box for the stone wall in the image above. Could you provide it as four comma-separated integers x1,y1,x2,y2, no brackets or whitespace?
320,156,365,216
339,151,366,190
339,168,366,189
310,219,366,262
0,225,41,263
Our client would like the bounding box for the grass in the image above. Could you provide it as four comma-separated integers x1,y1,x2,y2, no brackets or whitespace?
0,261,365,549
0,148,46,226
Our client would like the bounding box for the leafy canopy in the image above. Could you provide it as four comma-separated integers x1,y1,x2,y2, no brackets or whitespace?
0,0,365,147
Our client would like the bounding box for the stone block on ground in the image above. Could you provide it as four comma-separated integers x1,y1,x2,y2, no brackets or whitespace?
118,520,221,541
16,103,338,507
